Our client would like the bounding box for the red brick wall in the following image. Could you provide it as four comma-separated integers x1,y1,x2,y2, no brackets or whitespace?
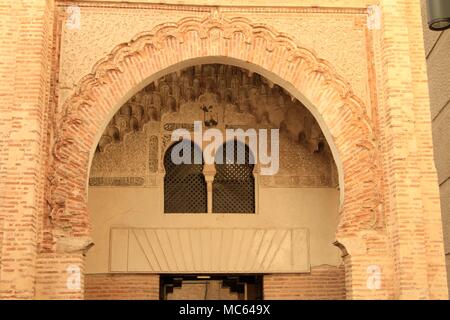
378,0,448,299
264,265,346,300
0,0,54,299
85,269,345,300
35,253,85,300
85,274,160,300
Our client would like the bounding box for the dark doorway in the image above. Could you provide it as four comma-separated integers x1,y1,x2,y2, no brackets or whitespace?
160,274,263,300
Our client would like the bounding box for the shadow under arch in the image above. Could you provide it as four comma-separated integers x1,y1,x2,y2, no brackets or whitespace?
87,56,345,206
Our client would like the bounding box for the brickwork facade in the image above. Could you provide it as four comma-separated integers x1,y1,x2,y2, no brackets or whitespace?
0,0,448,299
85,274,159,300
0,0,55,299
264,265,345,300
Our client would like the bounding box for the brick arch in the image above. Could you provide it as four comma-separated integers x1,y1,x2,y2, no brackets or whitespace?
48,15,382,251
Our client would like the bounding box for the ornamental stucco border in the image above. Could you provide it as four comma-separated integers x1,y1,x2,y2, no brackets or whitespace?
47,13,382,251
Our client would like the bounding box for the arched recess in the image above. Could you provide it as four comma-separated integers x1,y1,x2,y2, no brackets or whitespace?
48,15,383,255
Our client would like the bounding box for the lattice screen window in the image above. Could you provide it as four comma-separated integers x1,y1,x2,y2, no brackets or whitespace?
164,141,207,213
213,140,255,213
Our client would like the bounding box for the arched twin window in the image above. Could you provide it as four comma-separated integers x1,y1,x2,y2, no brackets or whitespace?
163,140,255,213
164,141,207,213
212,140,255,213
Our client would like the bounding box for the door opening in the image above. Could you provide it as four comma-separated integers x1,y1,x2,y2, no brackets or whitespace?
160,274,263,300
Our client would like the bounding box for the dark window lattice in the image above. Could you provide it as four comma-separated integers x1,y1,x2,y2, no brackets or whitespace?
164,141,207,213
213,141,255,213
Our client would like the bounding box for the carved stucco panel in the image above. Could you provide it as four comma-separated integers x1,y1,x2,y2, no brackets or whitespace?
57,5,371,116
89,63,334,188
90,131,148,177
58,6,206,106
223,12,371,111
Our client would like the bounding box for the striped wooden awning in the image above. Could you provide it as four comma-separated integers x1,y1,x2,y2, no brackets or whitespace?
109,228,310,273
